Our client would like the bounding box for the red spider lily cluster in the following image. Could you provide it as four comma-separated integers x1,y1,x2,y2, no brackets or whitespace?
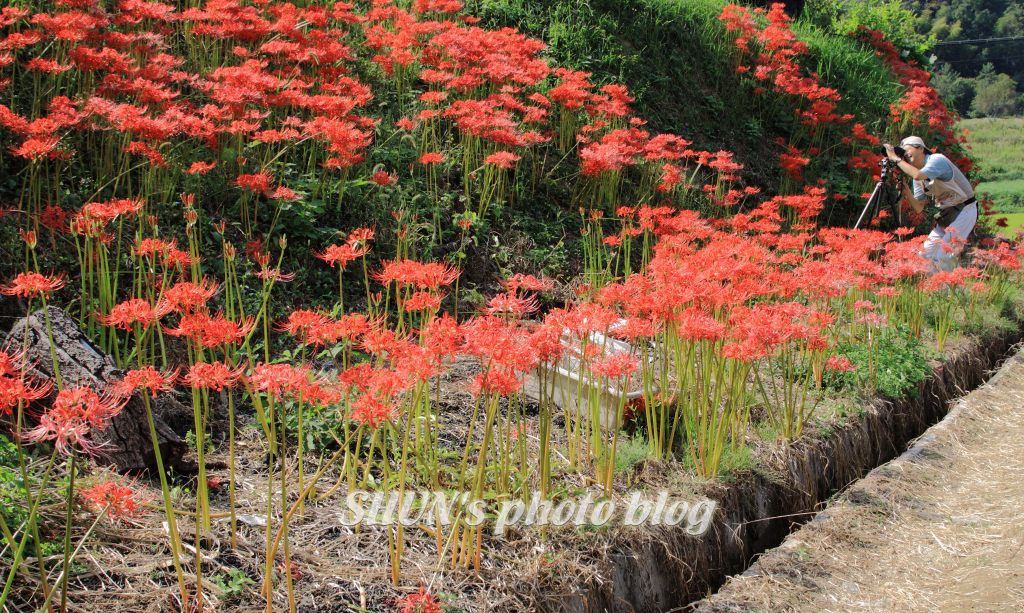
849,27,967,165
719,3,972,228
0,0,1021,611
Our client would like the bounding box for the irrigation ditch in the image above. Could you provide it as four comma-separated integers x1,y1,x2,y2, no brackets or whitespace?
535,324,1024,613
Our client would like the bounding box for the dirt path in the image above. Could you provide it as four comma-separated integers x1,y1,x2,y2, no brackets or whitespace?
695,347,1024,613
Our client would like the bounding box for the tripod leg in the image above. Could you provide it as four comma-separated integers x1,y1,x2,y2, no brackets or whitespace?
854,181,884,230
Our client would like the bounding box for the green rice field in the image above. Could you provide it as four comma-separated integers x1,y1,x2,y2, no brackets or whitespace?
996,212,1024,237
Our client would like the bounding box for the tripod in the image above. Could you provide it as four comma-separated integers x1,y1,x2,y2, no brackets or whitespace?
853,157,902,230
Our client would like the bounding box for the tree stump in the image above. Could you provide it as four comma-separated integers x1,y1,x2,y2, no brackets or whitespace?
5,306,189,473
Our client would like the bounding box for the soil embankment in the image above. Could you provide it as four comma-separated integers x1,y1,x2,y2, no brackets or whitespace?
546,330,1022,612
694,345,1024,612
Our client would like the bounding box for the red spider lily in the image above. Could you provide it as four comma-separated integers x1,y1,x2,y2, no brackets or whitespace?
825,356,855,372
115,366,179,398
247,363,312,401
589,353,639,380
164,312,255,349
921,268,980,292
502,273,552,293
183,362,243,391
779,143,809,182
159,278,219,313
133,237,177,260
79,480,146,520
24,387,128,456
236,171,273,196
350,394,398,429
413,0,463,14
254,267,295,283
403,291,444,313
420,313,462,362
40,205,68,233
97,298,169,331
375,260,460,290
472,366,522,396
461,315,538,375
483,150,520,170
370,170,398,186
186,161,218,175
315,243,367,269
348,227,375,247
484,291,538,317
277,309,329,342
268,186,301,201
0,373,53,416
674,307,727,342
305,313,371,347
76,198,144,226
10,135,62,160
396,586,442,613
418,152,444,165
1,272,66,298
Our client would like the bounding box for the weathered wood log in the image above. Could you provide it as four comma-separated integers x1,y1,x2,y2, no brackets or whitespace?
5,306,189,473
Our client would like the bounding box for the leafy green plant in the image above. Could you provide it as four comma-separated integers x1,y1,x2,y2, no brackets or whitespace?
211,567,256,601
826,324,936,398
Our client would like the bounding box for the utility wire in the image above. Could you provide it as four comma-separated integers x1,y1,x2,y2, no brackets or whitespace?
933,35,1024,47
939,53,1024,64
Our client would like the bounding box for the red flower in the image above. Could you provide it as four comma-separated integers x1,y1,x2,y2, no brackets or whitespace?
187,161,218,175
825,356,854,372
1,272,65,298
397,586,442,613
159,278,219,313
236,171,273,196
589,353,639,379
183,362,242,391
350,394,398,428
80,480,145,520
418,152,444,165
483,151,521,169
116,367,178,398
375,260,459,290
315,243,366,269
277,309,329,341
248,363,312,401
25,387,128,456
370,170,398,186
485,291,538,317
0,350,52,415
98,298,167,331
165,312,254,349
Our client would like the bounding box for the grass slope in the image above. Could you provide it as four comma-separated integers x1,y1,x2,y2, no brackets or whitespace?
478,0,907,191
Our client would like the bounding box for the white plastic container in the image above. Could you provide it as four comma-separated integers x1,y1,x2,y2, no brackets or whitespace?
522,326,654,430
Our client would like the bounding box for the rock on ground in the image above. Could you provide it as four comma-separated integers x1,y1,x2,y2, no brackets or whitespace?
5,306,189,473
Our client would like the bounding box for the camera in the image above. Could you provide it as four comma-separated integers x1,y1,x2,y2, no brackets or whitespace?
878,145,906,181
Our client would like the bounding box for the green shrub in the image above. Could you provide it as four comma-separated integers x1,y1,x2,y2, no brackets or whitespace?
826,324,936,398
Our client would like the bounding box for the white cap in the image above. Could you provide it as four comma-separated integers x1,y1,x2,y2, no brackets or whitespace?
900,135,931,154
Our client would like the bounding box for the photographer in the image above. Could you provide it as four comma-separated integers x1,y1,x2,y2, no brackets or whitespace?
883,136,976,272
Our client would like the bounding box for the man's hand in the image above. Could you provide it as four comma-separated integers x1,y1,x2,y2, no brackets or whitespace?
883,143,902,163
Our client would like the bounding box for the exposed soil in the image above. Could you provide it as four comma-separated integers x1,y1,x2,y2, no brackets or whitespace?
695,345,1024,613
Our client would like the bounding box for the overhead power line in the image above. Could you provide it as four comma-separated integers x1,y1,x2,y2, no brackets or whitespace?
933,35,1024,47
940,53,1024,64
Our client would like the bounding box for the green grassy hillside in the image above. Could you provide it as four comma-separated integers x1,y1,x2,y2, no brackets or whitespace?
479,0,911,188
